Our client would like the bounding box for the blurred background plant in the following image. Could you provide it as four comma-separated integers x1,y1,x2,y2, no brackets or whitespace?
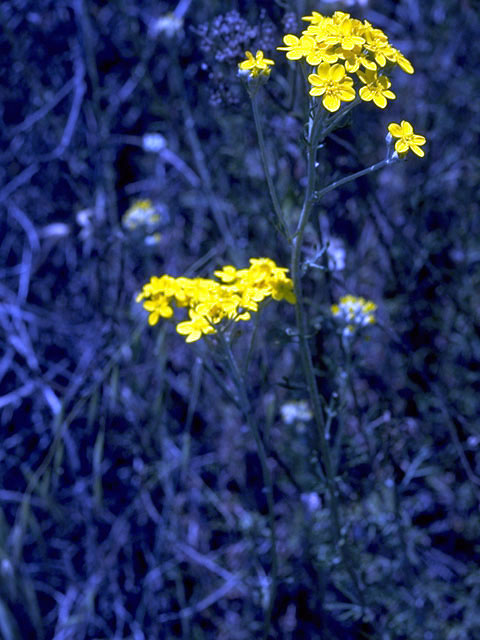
1,0,480,638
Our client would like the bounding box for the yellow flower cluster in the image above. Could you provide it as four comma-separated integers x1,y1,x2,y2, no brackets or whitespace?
278,10,414,112
122,199,160,231
331,294,376,337
136,258,296,342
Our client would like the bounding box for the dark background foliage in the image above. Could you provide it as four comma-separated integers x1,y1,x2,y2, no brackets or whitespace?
1,0,480,638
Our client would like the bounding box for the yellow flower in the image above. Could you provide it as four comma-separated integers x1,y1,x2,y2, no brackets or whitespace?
331,295,377,337
308,62,356,112
300,33,340,65
339,46,377,73
388,120,426,157
323,17,366,51
176,310,216,343
391,49,414,74
137,258,295,342
213,265,238,283
357,69,396,108
196,296,238,324
143,298,174,324
277,34,316,60
238,50,275,78
271,277,296,304
122,199,160,231
301,11,328,26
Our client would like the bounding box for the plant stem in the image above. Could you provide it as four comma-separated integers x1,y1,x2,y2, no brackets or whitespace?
250,93,289,239
290,103,370,605
291,109,341,526
314,157,394,203
219,334,278,639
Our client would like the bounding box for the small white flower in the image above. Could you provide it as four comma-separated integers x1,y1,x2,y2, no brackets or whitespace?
150,13,183,38
280,400,313,425
39,223,70,239
301,492,322,512
76,208,92,228
76,208,93,241
144,232,162,246
327,237,346,271
142,133,167,153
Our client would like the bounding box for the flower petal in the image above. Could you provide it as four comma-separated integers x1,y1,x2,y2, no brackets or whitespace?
410,144,425,157
373,94,387,108
339,87,355,101
411,134,426,145
283,34,299,45
331,63,346,81
323,94,341,112
357,70,369,84
286,50,304,60
388,122,403,137
316,62,331,80
395,139,409,154
359,86,372,101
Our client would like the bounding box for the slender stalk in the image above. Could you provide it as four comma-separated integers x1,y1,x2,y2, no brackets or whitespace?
250,94,289,238
218,334,278,639
290,103,370,605
321,97,361,140
291,119,342,529
242,307,262,378
332,338,374,476
314,157,394,203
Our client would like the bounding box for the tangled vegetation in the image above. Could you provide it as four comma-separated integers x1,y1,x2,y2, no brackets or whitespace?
1,1,480,639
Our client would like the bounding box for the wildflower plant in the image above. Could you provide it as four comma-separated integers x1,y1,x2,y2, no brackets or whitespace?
7,0,480,638
136,7,427,638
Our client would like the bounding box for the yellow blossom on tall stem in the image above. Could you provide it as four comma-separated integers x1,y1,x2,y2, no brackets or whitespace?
323,18,366,51
176,310,216,343
388,120,426,157
357,69,396,108
277,34,316,60
238,50,275,78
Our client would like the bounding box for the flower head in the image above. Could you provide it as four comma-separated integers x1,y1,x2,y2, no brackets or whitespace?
142,133,167,153
277,34,316,60
122,199,160,231
280,400,313,425
388,120,426,157
357,69,396,108
176,310,216,343
323,15,366,51
278,10,417,114
137,258,295,342
150,12,183,38
331,294,376,337
308,62,356,112
238,50,275,78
